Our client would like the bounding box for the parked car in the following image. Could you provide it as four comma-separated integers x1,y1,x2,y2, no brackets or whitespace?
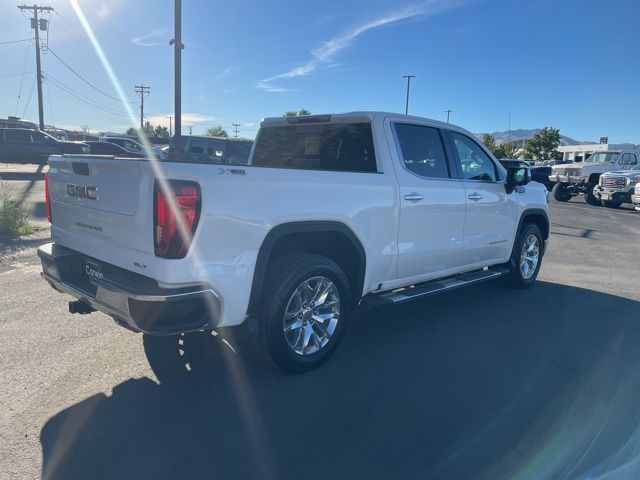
0,128,89,164
168,135,253,164
38,112,550,372
549,151,640,205
84,141,145,158
0,116,37,130
102,136,167,159
632,181,640,212
499,159,553,191
593,170,640,208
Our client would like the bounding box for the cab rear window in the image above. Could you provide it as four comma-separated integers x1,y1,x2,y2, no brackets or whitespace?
251,123,377,172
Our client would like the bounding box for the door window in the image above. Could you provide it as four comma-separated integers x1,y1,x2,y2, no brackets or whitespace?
450,132,498,182
621,153,638,165
4,129,33,143
393,124,450,179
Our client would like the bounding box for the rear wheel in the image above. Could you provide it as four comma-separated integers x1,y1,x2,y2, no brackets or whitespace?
552,183,571,202
259,253,351,373
601,200,622,209
504,223,543,289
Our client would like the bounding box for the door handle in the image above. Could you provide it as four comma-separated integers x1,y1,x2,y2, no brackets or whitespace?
468,193,483,201
404,193,423,202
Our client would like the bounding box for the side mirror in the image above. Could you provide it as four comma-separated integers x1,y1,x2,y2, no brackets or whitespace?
505,166,530,194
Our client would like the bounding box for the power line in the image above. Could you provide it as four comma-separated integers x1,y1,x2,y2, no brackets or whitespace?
0,38,32,45
43,73,129,118
47,47,134,103
15,39,32,115
0,71,35,79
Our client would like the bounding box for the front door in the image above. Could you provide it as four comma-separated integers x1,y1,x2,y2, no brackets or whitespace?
447,131,518,266
391,121,467,281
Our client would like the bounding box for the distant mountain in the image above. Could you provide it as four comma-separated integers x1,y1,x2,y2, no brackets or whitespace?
475,129,592,146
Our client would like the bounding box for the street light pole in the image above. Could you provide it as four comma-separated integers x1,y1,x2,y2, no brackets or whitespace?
171,0,183,159
445,109,453,123
402,75,415,115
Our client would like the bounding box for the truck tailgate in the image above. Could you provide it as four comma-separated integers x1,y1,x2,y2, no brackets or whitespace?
48,155,156,266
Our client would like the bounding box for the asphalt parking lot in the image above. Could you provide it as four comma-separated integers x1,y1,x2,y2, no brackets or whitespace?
1,171,640,480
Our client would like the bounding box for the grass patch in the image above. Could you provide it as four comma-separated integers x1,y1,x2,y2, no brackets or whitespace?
0,180,37,241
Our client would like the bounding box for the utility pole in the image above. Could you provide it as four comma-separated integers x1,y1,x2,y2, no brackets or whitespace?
402,75,415,115
170,0,184,159
18,4,54,131
445,109,453,123
134,84,150,130
166,116,173,136
232,123,241,138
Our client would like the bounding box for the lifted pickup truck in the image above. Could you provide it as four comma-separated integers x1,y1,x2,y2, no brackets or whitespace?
549,151,639,205
39,112,550,372
594,170,640,208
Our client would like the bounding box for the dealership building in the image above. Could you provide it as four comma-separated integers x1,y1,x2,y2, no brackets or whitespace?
558,139,640,162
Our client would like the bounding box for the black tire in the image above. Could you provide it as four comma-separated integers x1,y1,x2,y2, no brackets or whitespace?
585,183,601,206
601,200,622,209
552,183,571,202
504,223,543,289
259,253,351,373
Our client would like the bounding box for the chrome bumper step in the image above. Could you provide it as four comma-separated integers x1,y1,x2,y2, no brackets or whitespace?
361,267,510,308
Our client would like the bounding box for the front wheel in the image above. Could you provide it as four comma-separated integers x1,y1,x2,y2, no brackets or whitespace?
585,183,601,206
259,253,351,373
552,183,571,202
504,223,543,289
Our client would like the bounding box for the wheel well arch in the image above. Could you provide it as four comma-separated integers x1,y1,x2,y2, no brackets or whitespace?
518,209,550,241
247,221,366,315
588,172,601,184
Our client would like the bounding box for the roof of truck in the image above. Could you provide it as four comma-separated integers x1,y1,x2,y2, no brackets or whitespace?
260,111,460,131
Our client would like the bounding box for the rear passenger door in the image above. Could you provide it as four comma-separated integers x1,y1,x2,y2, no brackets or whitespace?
447,131,518,266
391,122,467,281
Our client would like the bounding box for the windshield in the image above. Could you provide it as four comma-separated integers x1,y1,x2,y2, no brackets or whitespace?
585,152,620,163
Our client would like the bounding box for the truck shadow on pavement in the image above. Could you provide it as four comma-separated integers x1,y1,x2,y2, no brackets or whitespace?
40,281,640,480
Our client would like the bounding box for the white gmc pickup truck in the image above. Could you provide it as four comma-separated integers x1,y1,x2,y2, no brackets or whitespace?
38,112,550,372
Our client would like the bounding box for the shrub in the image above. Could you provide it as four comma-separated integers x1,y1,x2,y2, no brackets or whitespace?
0,181,35,240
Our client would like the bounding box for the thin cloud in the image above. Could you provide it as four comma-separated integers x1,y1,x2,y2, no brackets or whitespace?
257,0,462,92
131,29,168,47
146,113,215,127
255,81,297,93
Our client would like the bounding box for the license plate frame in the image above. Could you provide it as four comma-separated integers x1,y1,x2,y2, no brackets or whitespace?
83,259,105,288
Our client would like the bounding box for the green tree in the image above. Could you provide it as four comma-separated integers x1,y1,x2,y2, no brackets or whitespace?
125,127,137,136
481,133,498,155
494,140,519,159
154,125,170,138
284,109,312,117
525,127,561,160
205,125,229,138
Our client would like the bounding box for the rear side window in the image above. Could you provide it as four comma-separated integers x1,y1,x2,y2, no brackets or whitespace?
189,139,205,156
394,124,450,179
227,141,252,164
5,129,33,142
251,123,377,172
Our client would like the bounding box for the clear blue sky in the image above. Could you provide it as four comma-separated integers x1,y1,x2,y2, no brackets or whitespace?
1,0,639,142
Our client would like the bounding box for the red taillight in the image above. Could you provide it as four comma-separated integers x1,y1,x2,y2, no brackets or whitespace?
154,180,201,259
45,173,52,223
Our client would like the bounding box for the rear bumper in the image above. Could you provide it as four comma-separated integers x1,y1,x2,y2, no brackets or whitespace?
38,242,221,335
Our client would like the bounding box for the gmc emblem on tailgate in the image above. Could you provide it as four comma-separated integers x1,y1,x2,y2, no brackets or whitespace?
67,184,98,200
